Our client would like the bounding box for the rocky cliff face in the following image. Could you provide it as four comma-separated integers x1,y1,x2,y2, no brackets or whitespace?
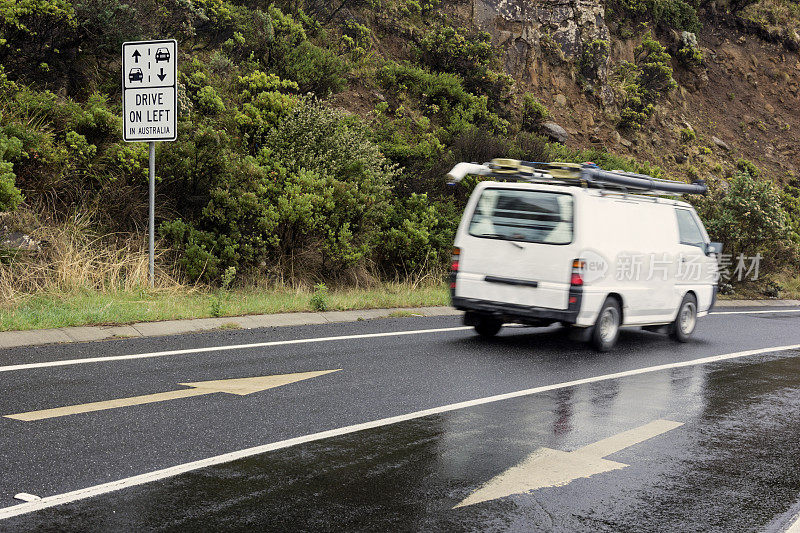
472,0,609,72
457,0,799,181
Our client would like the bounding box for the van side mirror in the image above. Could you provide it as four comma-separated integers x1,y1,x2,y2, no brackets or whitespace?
705,242,723,256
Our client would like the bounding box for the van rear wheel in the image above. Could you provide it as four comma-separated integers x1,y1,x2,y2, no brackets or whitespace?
474,317,503,338
670,293,697,342
591,298,621,351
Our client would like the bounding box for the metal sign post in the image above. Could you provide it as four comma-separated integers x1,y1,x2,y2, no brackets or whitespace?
122,39,178,287
149,142,155,286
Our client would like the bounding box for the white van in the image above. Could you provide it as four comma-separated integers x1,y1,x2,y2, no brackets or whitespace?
447,160,721,351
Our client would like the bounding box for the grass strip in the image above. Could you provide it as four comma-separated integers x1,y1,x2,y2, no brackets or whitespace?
0,283,450,332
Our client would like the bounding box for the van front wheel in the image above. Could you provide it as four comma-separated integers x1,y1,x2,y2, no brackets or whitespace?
591,298,621,351
474,317,503,338
670,293,697,342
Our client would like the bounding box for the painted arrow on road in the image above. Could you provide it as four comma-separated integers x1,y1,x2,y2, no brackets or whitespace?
454,419,683,508
5,370,340,422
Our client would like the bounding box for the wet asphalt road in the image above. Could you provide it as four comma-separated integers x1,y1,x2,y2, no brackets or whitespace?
1,308,800,531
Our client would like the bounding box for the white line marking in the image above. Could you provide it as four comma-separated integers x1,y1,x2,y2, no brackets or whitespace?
787,512,800,533
0,327,472,374
1,342,799,521
2,309,798,374
710,309,800,316
12,494,40,503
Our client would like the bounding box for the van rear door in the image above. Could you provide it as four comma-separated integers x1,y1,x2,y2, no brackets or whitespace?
455,187,576,310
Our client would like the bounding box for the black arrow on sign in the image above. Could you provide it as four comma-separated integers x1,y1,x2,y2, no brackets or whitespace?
157,68,166,81
132,50,141,63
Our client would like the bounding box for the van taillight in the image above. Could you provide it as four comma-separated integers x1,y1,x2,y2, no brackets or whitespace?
571,259,585,286
450,248,460,290
451,248,461,272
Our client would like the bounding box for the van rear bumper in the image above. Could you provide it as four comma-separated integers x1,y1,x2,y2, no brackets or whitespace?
452,296,580,325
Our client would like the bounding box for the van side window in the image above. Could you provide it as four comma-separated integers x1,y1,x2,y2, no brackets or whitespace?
675,209,705,247
468,188,573,245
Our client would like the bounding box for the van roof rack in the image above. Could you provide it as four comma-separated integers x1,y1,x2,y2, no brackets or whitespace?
446,159,707,195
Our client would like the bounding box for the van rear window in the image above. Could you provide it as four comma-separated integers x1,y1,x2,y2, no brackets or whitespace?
468,188,573,245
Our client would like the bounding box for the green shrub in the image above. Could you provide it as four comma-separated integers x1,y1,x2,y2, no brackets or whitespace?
377,193,446,274
416,23,512,106
234,71,299,149
677,45,703,66
694,170,799,271
377,62,509,137
162,99,399,283
521,94,549,131
614,34,676,129
341,20,371,58
417,24,493,80
196,86,226,115
610,0,700,32
0,0,77,82
282,41,348,96
0,131,23,211
736,158,760,178
579,39,610,80
310,282,329,311
781,179,800,241
680,127,696,142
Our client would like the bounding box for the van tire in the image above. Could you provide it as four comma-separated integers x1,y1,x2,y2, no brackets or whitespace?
591,298,621,351
670,293,697,342
474,318,503,338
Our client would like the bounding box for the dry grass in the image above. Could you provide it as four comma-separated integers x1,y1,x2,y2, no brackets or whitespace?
0,212,450,331
741,0,800,36
0,211,182,302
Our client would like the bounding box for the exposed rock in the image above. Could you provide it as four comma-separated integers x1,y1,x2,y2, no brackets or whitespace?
712,136,730,151
0,230,40,252
472,0,611,91
765,102,775,114
541,121,570,143
620,138,632,148
554,94,567,106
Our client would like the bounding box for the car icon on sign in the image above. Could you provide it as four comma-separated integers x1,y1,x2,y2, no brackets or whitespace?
155,48,170,62
128,68,143,82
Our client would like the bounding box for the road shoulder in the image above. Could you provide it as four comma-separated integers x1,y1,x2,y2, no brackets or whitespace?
0,299,797,350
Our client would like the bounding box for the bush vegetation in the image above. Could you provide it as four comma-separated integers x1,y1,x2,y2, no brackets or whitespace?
0,0,797,301
521,94,549,132
608,0,701,33
694,169,800,272
613,33,677,129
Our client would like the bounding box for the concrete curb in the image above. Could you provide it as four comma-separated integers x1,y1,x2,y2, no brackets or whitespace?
0,307,462,350
715,299,800,307
0,300,797,350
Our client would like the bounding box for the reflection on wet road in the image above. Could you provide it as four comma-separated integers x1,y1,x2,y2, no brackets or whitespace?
1,309,800,531
8,351,800,530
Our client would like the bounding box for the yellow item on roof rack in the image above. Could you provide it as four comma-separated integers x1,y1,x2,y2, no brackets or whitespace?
489,158,533,175
541,162,582,179
488,159,582,179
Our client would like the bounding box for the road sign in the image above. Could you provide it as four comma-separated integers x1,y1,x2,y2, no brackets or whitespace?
121,39,178,287
122,39,177,142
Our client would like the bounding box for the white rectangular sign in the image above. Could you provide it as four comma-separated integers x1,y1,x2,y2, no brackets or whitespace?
122,39,177,142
